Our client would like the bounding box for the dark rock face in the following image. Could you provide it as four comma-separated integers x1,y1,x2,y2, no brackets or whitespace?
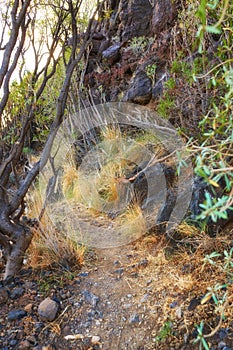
152,72,168,99
102,43,121,65
123,71,152,105
82,0,178,105
151,0,177,34
118,0,153,41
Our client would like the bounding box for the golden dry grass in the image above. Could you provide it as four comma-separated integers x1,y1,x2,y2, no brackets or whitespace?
133,227,233,346
62,165,79,199
26,185,86,270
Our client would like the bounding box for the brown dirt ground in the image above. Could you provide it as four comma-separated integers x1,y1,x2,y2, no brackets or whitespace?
1,223,233,350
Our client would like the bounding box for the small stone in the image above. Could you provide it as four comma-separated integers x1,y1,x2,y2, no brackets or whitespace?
139,258,148,268
218,342,227,350
82,291,99,307
38,297,59,322
113,268,124,275
188,297,201,311
170,301,178,308
62,325,71,335
10,287,24,299
0,287,9,304
8,309,27,321
18,340,31,349
78,272,89,277
123,303,132,309
9,339,18,346
24,303,33,313
91,335,100,345
176,307,182,319
42,346,56,350
129,313,140,324
219,329,228,340
34,322,44,332
26,335,37,345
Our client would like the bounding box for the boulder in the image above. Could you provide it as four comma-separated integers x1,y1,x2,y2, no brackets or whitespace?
118,0,153,41
102,43,121,65
123,71,152,104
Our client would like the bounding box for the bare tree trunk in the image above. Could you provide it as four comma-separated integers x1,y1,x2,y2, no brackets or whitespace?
4,227,32,279
0,0,106,279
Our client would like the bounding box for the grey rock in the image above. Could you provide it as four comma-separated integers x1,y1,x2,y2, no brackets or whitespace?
82,290,100,307
218,343,227,350
119,0,153,41
38,297,59,322
91,335,100,345
140,294,148,303
129,313,140,324
10,287,24,300
113,268,124,275
8,309,27,321
170,301,178,308
176,307,182,319
9,340,18,346
152,73,168,98
124,71,152,105
102,43,121,65
78,272,89,277
219,329,229,340
34,322,44,333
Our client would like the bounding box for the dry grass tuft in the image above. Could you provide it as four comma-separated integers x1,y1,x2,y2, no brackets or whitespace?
115,202,146,240
28,224,86,269
132,227,233,345
62,165,79,199
26,186,86,270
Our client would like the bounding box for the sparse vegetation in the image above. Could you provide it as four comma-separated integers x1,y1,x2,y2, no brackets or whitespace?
145,63,157,85
129,36,154,56
1,0,233,348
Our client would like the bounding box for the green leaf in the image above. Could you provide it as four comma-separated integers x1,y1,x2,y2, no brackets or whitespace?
205,25,222,34
202,337,210,350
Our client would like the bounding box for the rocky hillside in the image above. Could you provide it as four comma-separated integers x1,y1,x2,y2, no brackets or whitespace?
75,0,232,231
83,0,177,107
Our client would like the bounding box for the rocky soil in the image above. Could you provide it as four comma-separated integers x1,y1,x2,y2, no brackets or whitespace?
1,230,233,350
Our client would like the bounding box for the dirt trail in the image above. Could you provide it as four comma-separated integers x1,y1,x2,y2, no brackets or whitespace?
1,232,233,350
